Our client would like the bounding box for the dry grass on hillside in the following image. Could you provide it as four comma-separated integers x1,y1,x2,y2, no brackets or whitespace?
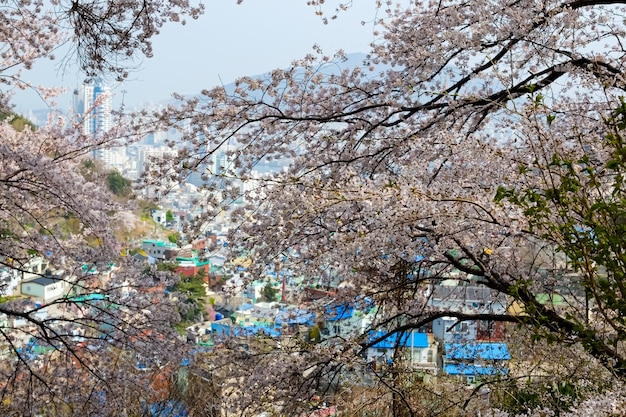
112,210,169,244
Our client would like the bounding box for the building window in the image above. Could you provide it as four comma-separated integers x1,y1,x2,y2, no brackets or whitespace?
427,349,433,363
454,322,469,334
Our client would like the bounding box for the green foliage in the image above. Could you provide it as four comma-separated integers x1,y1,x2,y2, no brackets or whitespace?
156,262,178,272
261,282,279,302
0,111,36,132
495,100,626,365
166,210,174,222
168,233,180,244
78,159,102,182
495,99,626,260
83,159,96,170
0,295,19,304
107,170,132,197
175,275,205,300
309,325,321,343
173,271,207,323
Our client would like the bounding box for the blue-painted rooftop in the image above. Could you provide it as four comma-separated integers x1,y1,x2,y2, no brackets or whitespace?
368,331,429,349
148,400,188,417
325,304,354,321
237,303,254,311
275,308,316,326
444,363,508,376
445,343,511,360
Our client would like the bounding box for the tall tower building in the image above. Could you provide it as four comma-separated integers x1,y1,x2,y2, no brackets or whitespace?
74,79,116,167
74,78,113,137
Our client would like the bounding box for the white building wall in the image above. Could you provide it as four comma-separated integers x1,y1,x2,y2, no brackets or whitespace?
21,276,70,302
20,282,45,299
43,282,67,301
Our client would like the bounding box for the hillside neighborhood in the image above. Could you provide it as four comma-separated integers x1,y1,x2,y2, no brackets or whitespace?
2,211,576,408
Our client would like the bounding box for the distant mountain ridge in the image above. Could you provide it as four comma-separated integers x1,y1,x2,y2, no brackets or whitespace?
176,52,372,104
26,53,373,123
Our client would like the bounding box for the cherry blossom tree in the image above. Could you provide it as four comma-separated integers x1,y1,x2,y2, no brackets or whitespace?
0,77,187,417
0,0,204,414
0,0,204,99
7,0,626,414
146,0,626,414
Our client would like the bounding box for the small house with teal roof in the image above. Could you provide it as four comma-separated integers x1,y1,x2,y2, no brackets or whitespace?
141,239,179,261
174,250,210,280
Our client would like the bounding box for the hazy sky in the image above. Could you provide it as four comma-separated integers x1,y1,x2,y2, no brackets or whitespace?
12,1,383,114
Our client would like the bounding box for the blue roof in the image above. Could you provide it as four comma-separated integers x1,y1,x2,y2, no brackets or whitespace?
444,363,507,376
369,331,429,349
355,296,375,311
275,308,316,326
148,400,188,417
232,326,256,337
325,304,354,321
256,326,282,337
211,322,232,336
445,343,511,360
233,325,282,338
181,348,212,366
325,297,374,321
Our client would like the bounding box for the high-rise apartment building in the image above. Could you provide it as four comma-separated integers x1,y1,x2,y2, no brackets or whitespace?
74,79,117,167
74,78,113,137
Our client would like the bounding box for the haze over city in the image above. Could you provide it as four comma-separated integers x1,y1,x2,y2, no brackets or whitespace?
11,1,382,115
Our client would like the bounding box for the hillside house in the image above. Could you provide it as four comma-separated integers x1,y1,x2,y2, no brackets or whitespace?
191,237,208,252
430,285,507,342
211,321,282,353
275,306,316,333
244,281,272,303
16,256,47,281
21,270,71,302
207,264,229,291
323,303,358,338
0,256,48,296
207,252,227,266
321,300,374,340
234,302,280,328
443,342,510,384
142,239,178,261
0,268,18,296
174,250,209,280
151,209,168,226
365,330,438,372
